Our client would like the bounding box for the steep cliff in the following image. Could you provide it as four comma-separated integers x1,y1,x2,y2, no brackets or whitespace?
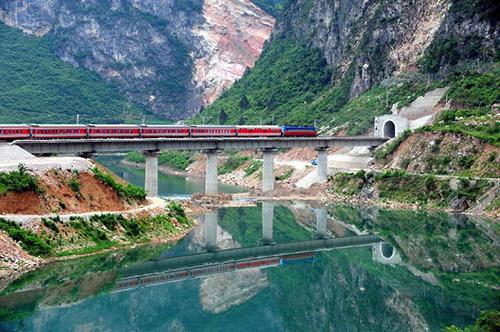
199,0,499,131
0,0,274,120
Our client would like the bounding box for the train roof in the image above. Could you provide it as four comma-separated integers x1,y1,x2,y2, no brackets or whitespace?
87,124,139,127
140,124,188,128
189,125,237,128
236,125,280,128
0,124,30,127
30,124,87,127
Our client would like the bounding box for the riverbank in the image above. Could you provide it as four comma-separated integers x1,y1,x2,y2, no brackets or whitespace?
0,200,197,290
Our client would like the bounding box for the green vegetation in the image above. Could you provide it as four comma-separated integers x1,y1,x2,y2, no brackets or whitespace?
0,22,160,124
245,160,263,176
275,168,294,181
0,165,40,195
0,218,52,256
68,177,81,195
219,154,250,175
331,170,492,208
92,167,146,201
125,151,146,163
124,151,193,171
444,311,500,332
194,36,449,135
251,0,288,16
374,130,412,160
158,151,193,170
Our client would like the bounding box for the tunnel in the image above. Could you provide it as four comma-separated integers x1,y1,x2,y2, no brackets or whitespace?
383,121,396,138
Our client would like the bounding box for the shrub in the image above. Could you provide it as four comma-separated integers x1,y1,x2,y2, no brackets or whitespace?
0,164,40,195
0,218,52,256
374,130,412,160
245,160,262,176
219,155,250,175
158,151,193,170
125,151,146,163
276,169,294,181
68,177,81,195
92,167,146,201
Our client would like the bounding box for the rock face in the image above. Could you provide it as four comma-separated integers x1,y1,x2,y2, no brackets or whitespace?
194,0,274,106
0,0,274,120
275,0,498,98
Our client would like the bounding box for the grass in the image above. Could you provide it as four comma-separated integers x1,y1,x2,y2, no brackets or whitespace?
91,167,146,201
0,164,41,195
68,177,81,195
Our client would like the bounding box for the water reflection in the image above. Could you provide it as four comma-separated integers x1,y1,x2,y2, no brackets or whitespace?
0,202,498,332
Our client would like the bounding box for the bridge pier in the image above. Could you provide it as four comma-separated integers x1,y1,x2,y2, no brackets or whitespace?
204,211,218,251
262,202,274,244
315,208,328,238
144,151,159,197
204,150,219,194
262,149,276,192
316,148,328,183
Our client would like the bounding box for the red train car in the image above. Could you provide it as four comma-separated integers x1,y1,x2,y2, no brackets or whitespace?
237,125,281,137
0,125,31,140
140,125,190,138
190,125,237,137
88,125,140,138
31,125,87,139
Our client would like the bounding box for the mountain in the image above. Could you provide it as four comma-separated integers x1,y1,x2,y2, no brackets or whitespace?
197,0,499,133
0,0,274,121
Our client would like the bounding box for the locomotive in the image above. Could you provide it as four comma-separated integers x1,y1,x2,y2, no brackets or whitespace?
0,124,317,141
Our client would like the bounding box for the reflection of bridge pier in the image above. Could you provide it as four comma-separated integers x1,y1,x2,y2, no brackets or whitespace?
204,211,218,251
315,208,328,238
262,202,274,244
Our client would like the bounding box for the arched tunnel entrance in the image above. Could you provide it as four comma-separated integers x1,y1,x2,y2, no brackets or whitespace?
383,121,396,138
380,243,395,259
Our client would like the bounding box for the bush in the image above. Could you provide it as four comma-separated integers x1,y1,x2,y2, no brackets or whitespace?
125,151,146,163
92,167,146,201
276,169,294,181
0,164,40,195
158,151,193,170
0,218,52,256
68,177,81,195
245,160,262,176
219,155,250,175
374,130,412,160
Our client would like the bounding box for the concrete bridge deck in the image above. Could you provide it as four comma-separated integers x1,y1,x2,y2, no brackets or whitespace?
12,136,387,154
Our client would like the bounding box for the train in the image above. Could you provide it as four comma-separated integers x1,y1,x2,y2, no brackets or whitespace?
0,124,317,141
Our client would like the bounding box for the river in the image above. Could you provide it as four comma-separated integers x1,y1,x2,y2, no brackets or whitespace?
0,158,498,331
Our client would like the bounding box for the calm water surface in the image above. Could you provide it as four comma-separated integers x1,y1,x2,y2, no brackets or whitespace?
0,161,498,332
95,155,246,197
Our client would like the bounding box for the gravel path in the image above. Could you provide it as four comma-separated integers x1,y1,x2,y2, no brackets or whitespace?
1,197,166,225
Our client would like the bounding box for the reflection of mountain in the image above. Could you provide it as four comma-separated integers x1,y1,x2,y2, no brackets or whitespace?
1,204,498,331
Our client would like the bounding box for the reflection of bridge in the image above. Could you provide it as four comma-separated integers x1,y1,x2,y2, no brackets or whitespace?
115,235,383,292
13,136,386,196
112,203,394,292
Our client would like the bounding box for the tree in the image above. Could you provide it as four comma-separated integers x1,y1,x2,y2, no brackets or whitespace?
238,115,246,125
239,95,250,110
218,109,228,125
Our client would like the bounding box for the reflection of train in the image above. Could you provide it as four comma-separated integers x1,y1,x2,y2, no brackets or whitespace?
0,124,317,141
115,253,315,291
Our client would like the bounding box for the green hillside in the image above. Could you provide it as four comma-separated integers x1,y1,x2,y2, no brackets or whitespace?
0,22,160,124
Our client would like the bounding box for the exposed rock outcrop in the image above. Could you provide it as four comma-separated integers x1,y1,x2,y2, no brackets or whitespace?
0,0,274,119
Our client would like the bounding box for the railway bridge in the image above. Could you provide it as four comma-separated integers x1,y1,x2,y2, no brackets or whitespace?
12,136,387,196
